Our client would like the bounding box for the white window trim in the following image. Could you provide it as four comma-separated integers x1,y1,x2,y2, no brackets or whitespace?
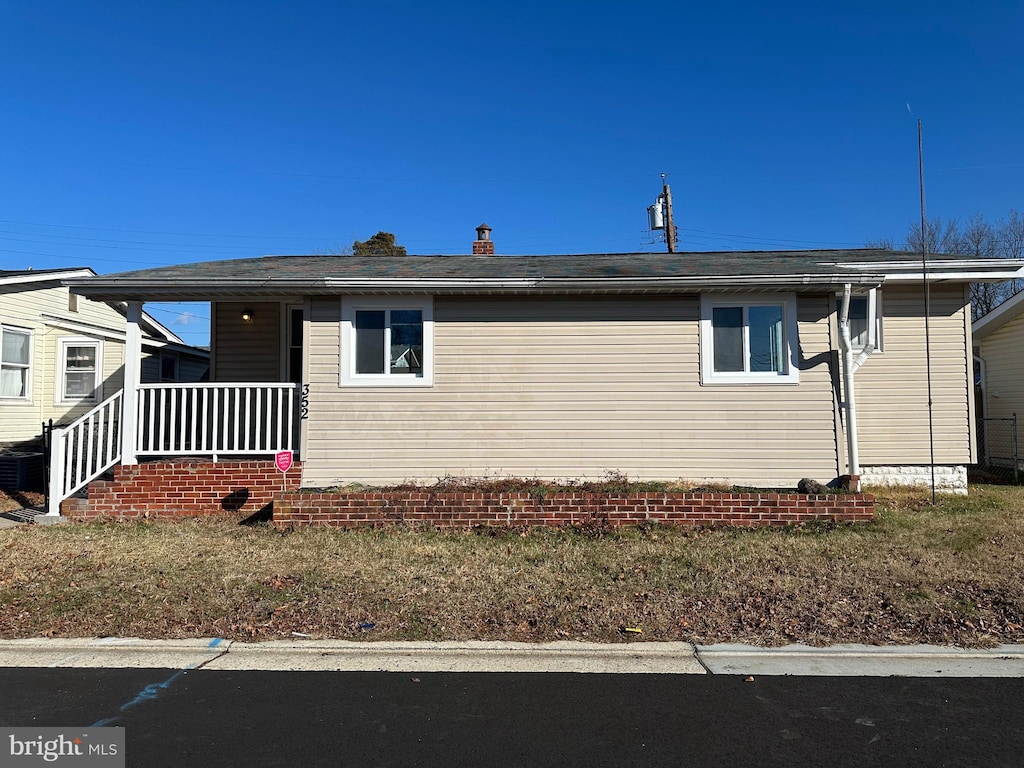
699,293,800,385
57,337,102,404
835,288,883,354
0,324,33,401
340,296,434,387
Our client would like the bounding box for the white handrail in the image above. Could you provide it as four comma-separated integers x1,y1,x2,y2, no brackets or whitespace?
47,382,300,516
47,390,123,515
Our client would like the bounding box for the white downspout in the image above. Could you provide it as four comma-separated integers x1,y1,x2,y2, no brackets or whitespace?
838,285,859,489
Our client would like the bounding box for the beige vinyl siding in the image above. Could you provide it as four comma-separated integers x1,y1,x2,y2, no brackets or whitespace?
212,302,281,382
855,284,974,464
0,281,128,443
302,294,841,487
978,309,1024,421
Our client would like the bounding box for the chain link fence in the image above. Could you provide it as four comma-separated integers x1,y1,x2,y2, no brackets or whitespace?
977,414,1019,483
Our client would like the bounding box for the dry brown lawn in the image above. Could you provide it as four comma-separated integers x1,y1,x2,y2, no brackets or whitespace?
1,485,1023,646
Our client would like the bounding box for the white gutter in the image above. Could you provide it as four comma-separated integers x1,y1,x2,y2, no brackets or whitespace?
837,284,879,490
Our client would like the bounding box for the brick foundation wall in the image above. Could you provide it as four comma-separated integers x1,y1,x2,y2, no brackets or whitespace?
63,459,303,520
275,490,875,529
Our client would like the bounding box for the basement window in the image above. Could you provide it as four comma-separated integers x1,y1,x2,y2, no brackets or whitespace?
699,294,800,384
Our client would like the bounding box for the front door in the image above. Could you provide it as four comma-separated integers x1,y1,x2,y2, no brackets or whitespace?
286,305,303,384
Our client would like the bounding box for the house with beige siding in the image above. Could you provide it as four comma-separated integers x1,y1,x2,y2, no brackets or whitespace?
0,268,209,453
47,242,1024,517
972,290,1024,467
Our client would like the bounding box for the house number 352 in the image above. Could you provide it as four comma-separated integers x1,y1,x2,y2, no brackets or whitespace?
300,383,310,420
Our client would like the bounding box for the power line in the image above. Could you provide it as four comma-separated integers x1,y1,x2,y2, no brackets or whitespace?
0,217,341,242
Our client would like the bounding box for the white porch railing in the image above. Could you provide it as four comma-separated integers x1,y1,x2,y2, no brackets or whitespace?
136,382,300,457
47,391,124,515
47,383,301,515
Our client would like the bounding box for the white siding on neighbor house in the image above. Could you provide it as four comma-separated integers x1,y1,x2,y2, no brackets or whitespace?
978,308,1024,422
212,302,281,382
0,281,128,443
853,284,974,465
300,294,841,488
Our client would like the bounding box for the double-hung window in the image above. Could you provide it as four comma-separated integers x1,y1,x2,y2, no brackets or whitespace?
700,294,799,384
58,338,101,402
836,290,883,353
0,326,32,399
341,297,433,386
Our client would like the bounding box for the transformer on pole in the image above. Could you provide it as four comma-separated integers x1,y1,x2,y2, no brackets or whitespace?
646,173,677,253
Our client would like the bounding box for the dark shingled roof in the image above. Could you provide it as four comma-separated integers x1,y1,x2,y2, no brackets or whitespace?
64,250,1024,301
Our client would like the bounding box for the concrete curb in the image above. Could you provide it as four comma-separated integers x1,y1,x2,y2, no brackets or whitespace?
2,639,1024,676
209,640,704,673
695,643,1024,677
0,637,231,670
0,638,703,674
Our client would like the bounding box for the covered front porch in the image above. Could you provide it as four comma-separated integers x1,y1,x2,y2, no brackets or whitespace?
48,301,304,516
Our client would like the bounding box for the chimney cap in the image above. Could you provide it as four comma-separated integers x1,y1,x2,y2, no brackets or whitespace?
472,223,495,254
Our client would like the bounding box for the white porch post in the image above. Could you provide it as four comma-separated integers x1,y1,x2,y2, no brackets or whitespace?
120,301,142,466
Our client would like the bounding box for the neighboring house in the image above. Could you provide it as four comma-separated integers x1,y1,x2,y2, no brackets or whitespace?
0,268,209,449
972,290,1024,466
49,242,1024,517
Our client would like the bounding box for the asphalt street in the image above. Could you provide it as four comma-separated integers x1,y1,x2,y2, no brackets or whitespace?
2,667,1022,767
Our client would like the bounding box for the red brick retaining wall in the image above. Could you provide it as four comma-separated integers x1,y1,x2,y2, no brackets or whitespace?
63,460,303,520
274,490,875,529
61,462,875,526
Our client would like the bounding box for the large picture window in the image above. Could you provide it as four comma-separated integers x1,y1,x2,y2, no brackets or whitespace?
700,294,799,384
0,326,31,399
58,338,101,402
341,297,433,386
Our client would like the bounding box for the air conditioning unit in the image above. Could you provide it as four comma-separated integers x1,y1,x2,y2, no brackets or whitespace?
0,452,45,491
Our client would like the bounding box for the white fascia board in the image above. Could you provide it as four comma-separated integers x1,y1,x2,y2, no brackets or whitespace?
40,313,177,347
40,313,128,341
538,274,885,290
973,290,1024,340
324,278,541,290
834,259,1024,271
68,273,890,298
882,269,1024,283
325,274,886,291
1,269,95,286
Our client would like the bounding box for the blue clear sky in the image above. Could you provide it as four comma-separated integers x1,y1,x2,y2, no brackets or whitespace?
2,1,1021,345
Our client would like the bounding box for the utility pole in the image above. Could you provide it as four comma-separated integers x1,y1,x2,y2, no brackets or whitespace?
647,174,678,253
661,174,677,253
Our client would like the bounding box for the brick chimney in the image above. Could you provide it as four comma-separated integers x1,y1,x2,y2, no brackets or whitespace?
472,223,494,255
